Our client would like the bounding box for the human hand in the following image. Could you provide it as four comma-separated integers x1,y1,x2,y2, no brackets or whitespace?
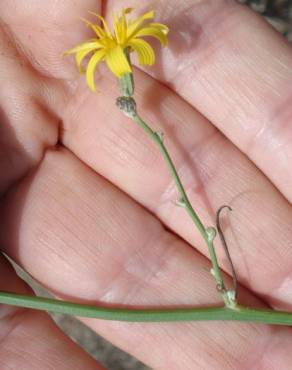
0,1,292,369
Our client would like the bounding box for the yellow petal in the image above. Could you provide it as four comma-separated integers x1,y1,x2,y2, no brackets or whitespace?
79,17,106,39
88,12,112,38
126,10,155,39
63,41,102,55
128,39,155,65
90,24,106,38
113,10,127,44
134,24,169,46
86,50,106,91
105,46,132,77
120,9,129,43
149,22,169,32
118,8,133,43
75,49,93,73
113,17,121,43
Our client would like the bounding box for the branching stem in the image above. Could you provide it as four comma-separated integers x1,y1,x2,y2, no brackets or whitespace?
130,112,232,302
1,72,292,326
1,291,292,326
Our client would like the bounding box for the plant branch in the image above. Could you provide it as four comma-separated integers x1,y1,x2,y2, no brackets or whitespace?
1,291,292,325
128,110,235,306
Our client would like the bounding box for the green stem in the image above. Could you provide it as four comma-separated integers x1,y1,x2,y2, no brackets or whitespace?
1,74,290,326
1,100,292,325
131,113,228,303
1,291,292,325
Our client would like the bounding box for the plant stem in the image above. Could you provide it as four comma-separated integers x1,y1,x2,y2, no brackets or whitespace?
1,291,292,325
130,112,232,304
2,95,292,325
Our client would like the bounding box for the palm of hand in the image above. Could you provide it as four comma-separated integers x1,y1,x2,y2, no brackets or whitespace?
1,1,292,369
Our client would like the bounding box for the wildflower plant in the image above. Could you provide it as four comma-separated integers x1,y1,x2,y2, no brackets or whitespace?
64,7,238,307
2,6,292,328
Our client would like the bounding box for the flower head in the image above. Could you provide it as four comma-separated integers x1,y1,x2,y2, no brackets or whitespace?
64,8,169,91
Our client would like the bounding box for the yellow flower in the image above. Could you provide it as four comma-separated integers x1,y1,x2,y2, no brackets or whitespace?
64,8,169,91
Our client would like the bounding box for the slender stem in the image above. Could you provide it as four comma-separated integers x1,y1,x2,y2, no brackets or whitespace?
1,291,292,325
2,97,292,325
131,113,227,300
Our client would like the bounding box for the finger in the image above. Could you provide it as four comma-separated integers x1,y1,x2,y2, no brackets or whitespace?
1,148,292,369
62,67,292,309
0,13,66,194
107,0,292,203
0,255,104,370
0,0,100,79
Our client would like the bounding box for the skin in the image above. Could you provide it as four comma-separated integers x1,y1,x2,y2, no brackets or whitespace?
0,0,292,368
